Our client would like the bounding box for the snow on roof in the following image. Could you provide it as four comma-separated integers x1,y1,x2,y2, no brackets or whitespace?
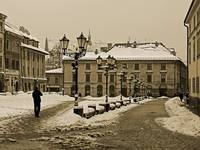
21,43,49,55
46,68,63,74
5,22,39,42
63,43,181,61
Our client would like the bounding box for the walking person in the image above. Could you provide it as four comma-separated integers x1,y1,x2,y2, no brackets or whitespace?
32,87,43,117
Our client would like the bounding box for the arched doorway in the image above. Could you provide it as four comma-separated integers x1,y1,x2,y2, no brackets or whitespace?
85,85,90,96
15,81,19,92
71,86,75,97
147,85,152,96
0,80,3,92
97,85,103,97
109,85,115,97
159,84,167,96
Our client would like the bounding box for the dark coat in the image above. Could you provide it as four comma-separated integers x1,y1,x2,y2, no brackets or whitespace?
32,89,43,103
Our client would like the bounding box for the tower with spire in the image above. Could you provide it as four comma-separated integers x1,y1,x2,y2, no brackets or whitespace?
88,29,92,46
45,37,49,52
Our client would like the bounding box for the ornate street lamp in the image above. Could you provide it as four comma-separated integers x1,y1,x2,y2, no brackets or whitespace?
60,33,88,106
127,76,133,99
96,55,116,111
118,68,127,101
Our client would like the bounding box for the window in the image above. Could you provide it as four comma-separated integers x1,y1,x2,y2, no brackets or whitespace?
37,68,39,76
110,74,115,83
28,67,30,76
5,58,9,69
161,74,166,83
0,56,2,68
16,61,19,70
55,78,59,84
198,38,200,58
0,22,2,32
85,63,91,70
134,64,139,70
0,38,2,52
86,74,90,82
161,64,166,70
192,77,196,93
33,53,35,61
33,68,35,77
12,60,15,69
147,74,152,83
147,64,152,70
37,55,39,62
98,74,102,82
196,77,199,93
193,36,196,61
197,8,200,25
27,52,30,61
188,43,191,64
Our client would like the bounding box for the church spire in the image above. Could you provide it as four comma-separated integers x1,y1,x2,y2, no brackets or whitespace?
45,37,49,52
88,29,92,46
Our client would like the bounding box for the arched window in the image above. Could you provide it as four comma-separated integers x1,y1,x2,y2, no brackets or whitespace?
85,85,90,96
97,85,103,97
109,85,115,97
71,86,75,97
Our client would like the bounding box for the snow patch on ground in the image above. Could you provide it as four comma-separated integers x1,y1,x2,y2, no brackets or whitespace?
156,97,200,137
0,93,74,119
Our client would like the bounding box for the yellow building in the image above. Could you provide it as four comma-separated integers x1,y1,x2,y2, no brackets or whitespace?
0,13,48,93
46,68,63,92
63,42,186,97
184,0,200,100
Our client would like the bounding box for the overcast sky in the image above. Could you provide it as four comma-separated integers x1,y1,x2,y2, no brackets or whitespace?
1,0,192,62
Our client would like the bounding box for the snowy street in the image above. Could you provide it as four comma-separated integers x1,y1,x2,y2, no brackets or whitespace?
0,94,199,149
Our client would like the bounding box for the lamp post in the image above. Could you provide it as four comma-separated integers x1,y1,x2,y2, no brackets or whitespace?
118,69,127,101
127,76,133,100
96,55,116,103
60,33,88,106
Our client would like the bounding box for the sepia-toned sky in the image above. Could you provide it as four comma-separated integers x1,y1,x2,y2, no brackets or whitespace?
1,0,192,62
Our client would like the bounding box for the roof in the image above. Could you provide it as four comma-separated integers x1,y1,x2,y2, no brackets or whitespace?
5,22,39,42
21,43,49,55
63,42,181,61
184,0,196,24
46,68,63,74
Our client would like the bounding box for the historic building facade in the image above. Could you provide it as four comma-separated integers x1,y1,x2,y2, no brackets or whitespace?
184,0,200,100
0,13,48,93
63,42,187,97
46,68,63,92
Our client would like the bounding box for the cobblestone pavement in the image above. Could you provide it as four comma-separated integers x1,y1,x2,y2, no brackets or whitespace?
95,99,200,150
0,99,200,150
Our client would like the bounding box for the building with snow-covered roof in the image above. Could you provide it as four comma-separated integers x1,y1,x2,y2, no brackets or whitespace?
63,41,187,97
184,0,200,102
0,13,49,93
45,68,63,92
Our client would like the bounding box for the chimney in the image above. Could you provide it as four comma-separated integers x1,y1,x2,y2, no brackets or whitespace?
107,43,112,50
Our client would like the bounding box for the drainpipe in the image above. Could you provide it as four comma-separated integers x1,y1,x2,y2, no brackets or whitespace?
184,23,189,92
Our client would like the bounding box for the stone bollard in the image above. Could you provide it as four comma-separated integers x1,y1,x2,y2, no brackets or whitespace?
73,106,84,117
88,104,97,114
99,102,110,112
116,100,123,106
